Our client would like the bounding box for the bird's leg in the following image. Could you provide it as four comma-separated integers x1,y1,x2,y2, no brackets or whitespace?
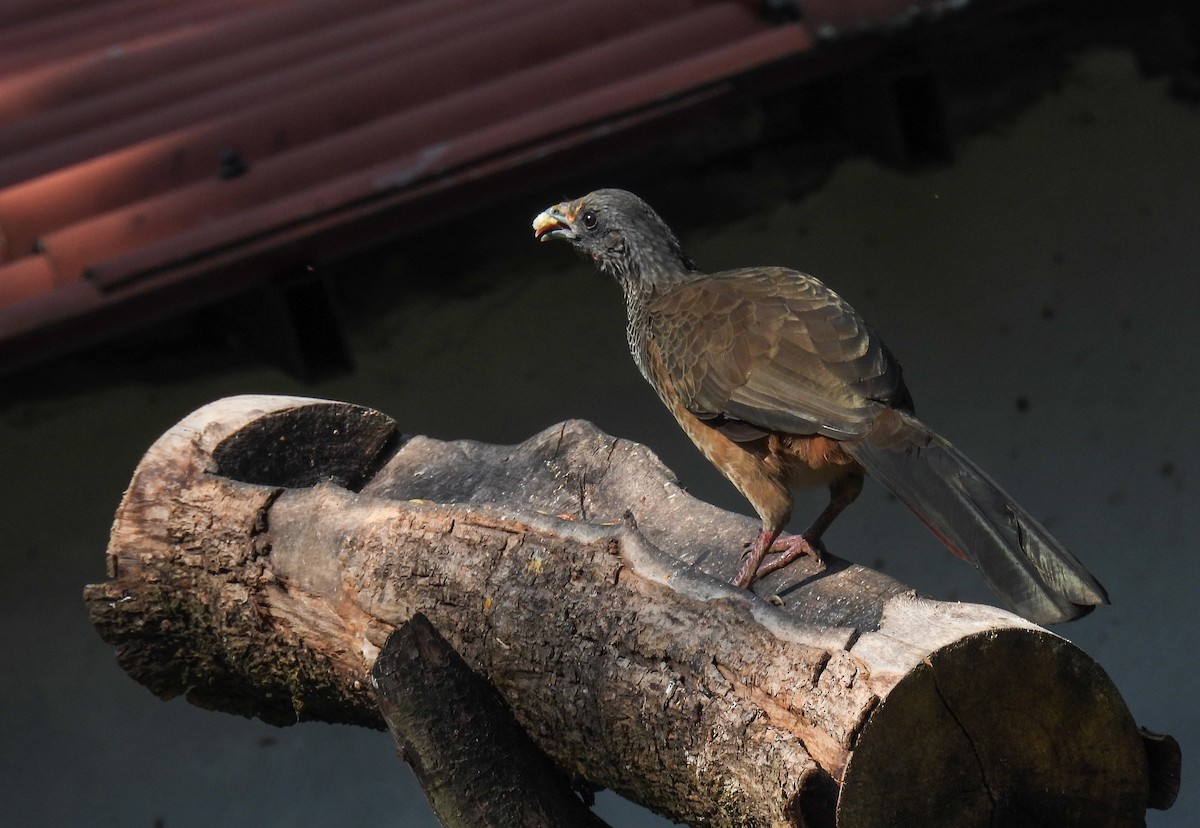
754,472,865,581
732,526,783,588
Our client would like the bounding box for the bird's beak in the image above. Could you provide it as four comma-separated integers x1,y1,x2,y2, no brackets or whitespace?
532,204,576,242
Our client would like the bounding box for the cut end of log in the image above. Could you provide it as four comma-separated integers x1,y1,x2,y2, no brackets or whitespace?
840,627,1149,828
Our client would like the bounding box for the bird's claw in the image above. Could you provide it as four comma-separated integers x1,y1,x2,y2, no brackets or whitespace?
755,534,824,580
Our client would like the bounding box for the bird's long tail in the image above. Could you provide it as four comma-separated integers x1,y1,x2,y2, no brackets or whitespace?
844,409,1109,624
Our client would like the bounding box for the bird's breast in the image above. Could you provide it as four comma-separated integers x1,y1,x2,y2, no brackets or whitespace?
771,432,860,489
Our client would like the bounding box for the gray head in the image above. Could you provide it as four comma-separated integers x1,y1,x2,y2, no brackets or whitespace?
532,189,696,291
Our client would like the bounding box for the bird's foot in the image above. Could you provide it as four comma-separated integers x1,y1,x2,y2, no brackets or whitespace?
733,529,822,588
755,533,822,580
732,528,775,588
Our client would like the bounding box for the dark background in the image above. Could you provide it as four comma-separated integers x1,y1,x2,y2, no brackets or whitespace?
2,45,1196,826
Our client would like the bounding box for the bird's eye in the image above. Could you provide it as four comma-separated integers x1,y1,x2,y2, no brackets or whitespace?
582,210,598,230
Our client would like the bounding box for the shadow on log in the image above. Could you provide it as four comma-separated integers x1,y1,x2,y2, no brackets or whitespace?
84,395,1179,827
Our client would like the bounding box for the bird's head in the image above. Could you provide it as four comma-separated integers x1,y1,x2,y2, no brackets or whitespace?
532,189,695,290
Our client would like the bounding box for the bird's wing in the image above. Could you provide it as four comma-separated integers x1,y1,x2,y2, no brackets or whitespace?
644,268,910,440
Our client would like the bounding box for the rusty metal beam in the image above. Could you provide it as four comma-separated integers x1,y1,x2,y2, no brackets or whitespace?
0,0,283,77
0,0,401,128
0,0,698,259
34,2,765,284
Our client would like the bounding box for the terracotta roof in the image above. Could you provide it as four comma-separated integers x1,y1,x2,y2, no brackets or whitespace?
0,0,977,371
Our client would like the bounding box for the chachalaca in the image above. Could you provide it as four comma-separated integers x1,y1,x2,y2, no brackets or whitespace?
533,188,1108,624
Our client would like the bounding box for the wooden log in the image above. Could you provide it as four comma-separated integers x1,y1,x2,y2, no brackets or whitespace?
372,613,612,828
84,394,1176,828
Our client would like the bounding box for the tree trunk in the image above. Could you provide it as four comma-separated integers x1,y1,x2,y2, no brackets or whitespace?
84,394,1177,828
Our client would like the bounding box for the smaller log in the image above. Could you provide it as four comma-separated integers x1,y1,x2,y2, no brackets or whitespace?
372,614,611,828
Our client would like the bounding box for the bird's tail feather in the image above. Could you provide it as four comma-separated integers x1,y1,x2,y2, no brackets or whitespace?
844,409,1109,624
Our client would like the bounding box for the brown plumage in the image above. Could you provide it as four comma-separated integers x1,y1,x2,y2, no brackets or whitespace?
533,188,1108,624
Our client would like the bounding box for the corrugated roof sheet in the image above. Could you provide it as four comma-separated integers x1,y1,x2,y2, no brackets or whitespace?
0,0,977,370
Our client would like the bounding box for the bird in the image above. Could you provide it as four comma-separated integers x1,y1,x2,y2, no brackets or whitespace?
532,188,1109,624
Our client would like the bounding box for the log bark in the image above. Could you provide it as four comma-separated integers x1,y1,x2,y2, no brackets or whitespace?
84,394,1176,827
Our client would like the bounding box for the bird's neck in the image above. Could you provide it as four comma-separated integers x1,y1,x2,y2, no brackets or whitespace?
617,250,695,387
611,244,697,306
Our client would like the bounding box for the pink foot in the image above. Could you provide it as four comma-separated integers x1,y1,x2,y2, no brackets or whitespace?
755,534,822,580
732,528,776,588
733,529,823,588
